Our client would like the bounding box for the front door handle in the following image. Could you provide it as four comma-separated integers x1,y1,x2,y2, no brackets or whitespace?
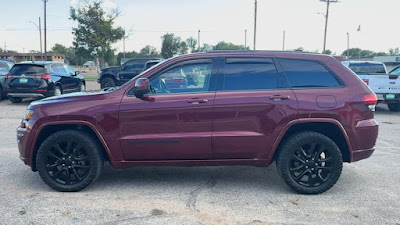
269,95,290,101
187,99,209,104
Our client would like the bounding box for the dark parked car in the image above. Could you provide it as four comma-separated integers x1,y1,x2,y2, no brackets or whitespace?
98,57,162,88
5,61,85,103
17,51,378,194
0,60,15,100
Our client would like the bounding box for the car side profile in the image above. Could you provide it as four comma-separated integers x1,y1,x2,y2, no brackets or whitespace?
5,61,86,103
17,51,378,194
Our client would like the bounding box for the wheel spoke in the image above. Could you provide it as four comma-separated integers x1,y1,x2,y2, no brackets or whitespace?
292,154,305,163
72,168,83,181
290,164,305,172
314,145,325,158
294,169,310,182
300,148,308,158
51,168,64,179
65,169,71,185
75,155,89,161
72,145,82,158
48,151,61,161
46,161,61,170
318,157,333,163
317,166,334,172
73,164,90,169
55,144,66,156
308,143,317,156
66,141,72,155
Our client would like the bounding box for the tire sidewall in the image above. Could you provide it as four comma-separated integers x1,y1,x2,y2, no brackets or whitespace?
100,77,116,89
278,132,343,194
36,130,103,192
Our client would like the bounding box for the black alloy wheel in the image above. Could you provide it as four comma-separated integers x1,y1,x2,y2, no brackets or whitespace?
36,130,104,192
277,131,343,194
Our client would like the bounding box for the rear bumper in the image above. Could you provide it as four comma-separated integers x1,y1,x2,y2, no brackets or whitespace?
376,93,400,103
8,93,45,98
351,148,375,162
350,118,379,162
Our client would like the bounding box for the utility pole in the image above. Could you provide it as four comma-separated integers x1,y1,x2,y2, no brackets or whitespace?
253,0,257,50
29,17,43,60
198,30,201,50
283,30,286,51
245,29,247,49
123,37,126,59
42,0,48,61
346,32,350,58
320,0,338,53
3,42,7,51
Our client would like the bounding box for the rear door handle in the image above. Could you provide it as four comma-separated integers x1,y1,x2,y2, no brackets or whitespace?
187,99,209,104
269,95,290,101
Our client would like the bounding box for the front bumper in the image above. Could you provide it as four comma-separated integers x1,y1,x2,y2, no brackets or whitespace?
17,124,34,169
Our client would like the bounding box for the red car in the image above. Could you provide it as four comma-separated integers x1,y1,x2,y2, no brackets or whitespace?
17,51,378,194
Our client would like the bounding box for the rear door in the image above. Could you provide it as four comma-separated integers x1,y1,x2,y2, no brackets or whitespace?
212,57,298,160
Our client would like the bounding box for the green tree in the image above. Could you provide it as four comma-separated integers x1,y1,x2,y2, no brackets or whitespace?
214,41,248,50
70,1,125,68
322,49,332,55
186,37,197,53
389,48,400,56
138,45,160,58
161,33,188,59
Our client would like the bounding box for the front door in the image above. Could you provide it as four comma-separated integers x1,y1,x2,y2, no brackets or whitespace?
212,57,298,160
119,58,217,160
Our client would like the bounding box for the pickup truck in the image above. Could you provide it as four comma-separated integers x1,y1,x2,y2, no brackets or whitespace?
98,58,162,88
342,61,400,112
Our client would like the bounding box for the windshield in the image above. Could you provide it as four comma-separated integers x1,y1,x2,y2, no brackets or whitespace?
0,62,9,74
349,63,386,74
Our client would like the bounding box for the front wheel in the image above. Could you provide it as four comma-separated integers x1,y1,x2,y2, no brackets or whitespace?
80,82,86,92
53,86,62,96
100,77,116,89
388,103,400,112
276,131,343,194
36,130,104,192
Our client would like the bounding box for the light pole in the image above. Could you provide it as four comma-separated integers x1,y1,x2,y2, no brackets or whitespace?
319,0,338,53
253,0,257,50
29,17,43,60
42,0,48,61
346,32,350,58
282,30,286,51
245,29,247,49
198,30,201,50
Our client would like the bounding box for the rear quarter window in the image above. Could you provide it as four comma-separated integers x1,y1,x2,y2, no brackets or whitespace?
279,59,341,88
349,63,386,74
9,64,46,75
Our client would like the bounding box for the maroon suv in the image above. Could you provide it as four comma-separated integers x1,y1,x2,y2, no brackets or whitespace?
17,51,378,194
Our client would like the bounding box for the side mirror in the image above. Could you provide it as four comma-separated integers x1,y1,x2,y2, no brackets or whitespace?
74,71,80,76
133,78,150,98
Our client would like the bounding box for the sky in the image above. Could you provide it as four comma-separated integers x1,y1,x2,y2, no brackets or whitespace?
0,0,399,55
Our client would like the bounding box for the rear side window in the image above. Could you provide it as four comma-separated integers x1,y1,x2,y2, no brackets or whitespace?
279,59,341,88
222,58,278,91
9,64,46,75
349,63,386,74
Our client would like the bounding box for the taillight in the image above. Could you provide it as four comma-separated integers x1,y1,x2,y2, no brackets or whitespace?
363,93,377,111
35,74,51,80
5,74,12,78
362,79,369,85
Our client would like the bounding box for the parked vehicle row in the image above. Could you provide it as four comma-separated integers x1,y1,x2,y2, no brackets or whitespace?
1,61,85,103
17,51,378,194
342,61,400,111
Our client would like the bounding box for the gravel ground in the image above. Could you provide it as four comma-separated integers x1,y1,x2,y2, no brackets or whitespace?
0,84,399,225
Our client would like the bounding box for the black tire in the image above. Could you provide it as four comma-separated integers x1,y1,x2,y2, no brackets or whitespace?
9,96,23,103
388,103,400,112
36,130,104,192
276,131,343,194
53,86,62,96
0,86,3,100
100,77,116,89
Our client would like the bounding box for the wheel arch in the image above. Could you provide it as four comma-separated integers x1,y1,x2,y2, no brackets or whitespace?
31,121,112,171
270,119,352,163
100,74,117,82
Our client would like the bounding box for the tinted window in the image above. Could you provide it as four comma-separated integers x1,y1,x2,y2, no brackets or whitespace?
279,59,341,88
149,62,212,94
349,63,386,74
50,64,67,74
0,62,9,74
64,64,75,75
9,64,46,75
222,58,278,91
125,59,147,69
390,67,400,75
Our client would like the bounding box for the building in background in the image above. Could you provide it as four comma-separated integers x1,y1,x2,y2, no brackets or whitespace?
0,53,65,63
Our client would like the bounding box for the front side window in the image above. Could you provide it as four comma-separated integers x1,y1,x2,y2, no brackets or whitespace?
64,64,75,75
149,63,212,95
279,59,341,88
222,58,278,91
390,67,400,75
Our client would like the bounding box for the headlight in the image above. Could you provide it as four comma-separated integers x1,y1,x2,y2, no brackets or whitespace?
25,109,34,121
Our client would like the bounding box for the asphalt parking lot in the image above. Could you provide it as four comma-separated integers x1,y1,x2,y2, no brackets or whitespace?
0,82,399,225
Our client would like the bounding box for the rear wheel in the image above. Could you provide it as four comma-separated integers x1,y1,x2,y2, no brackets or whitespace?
9,96,23,103
36,130,104,192
388,103,400,112
53,86,62,96
276,131,343,194
100,77,116,89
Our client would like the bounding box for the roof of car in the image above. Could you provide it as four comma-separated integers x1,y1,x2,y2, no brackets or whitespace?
16,61,64,66
342,61,384,65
